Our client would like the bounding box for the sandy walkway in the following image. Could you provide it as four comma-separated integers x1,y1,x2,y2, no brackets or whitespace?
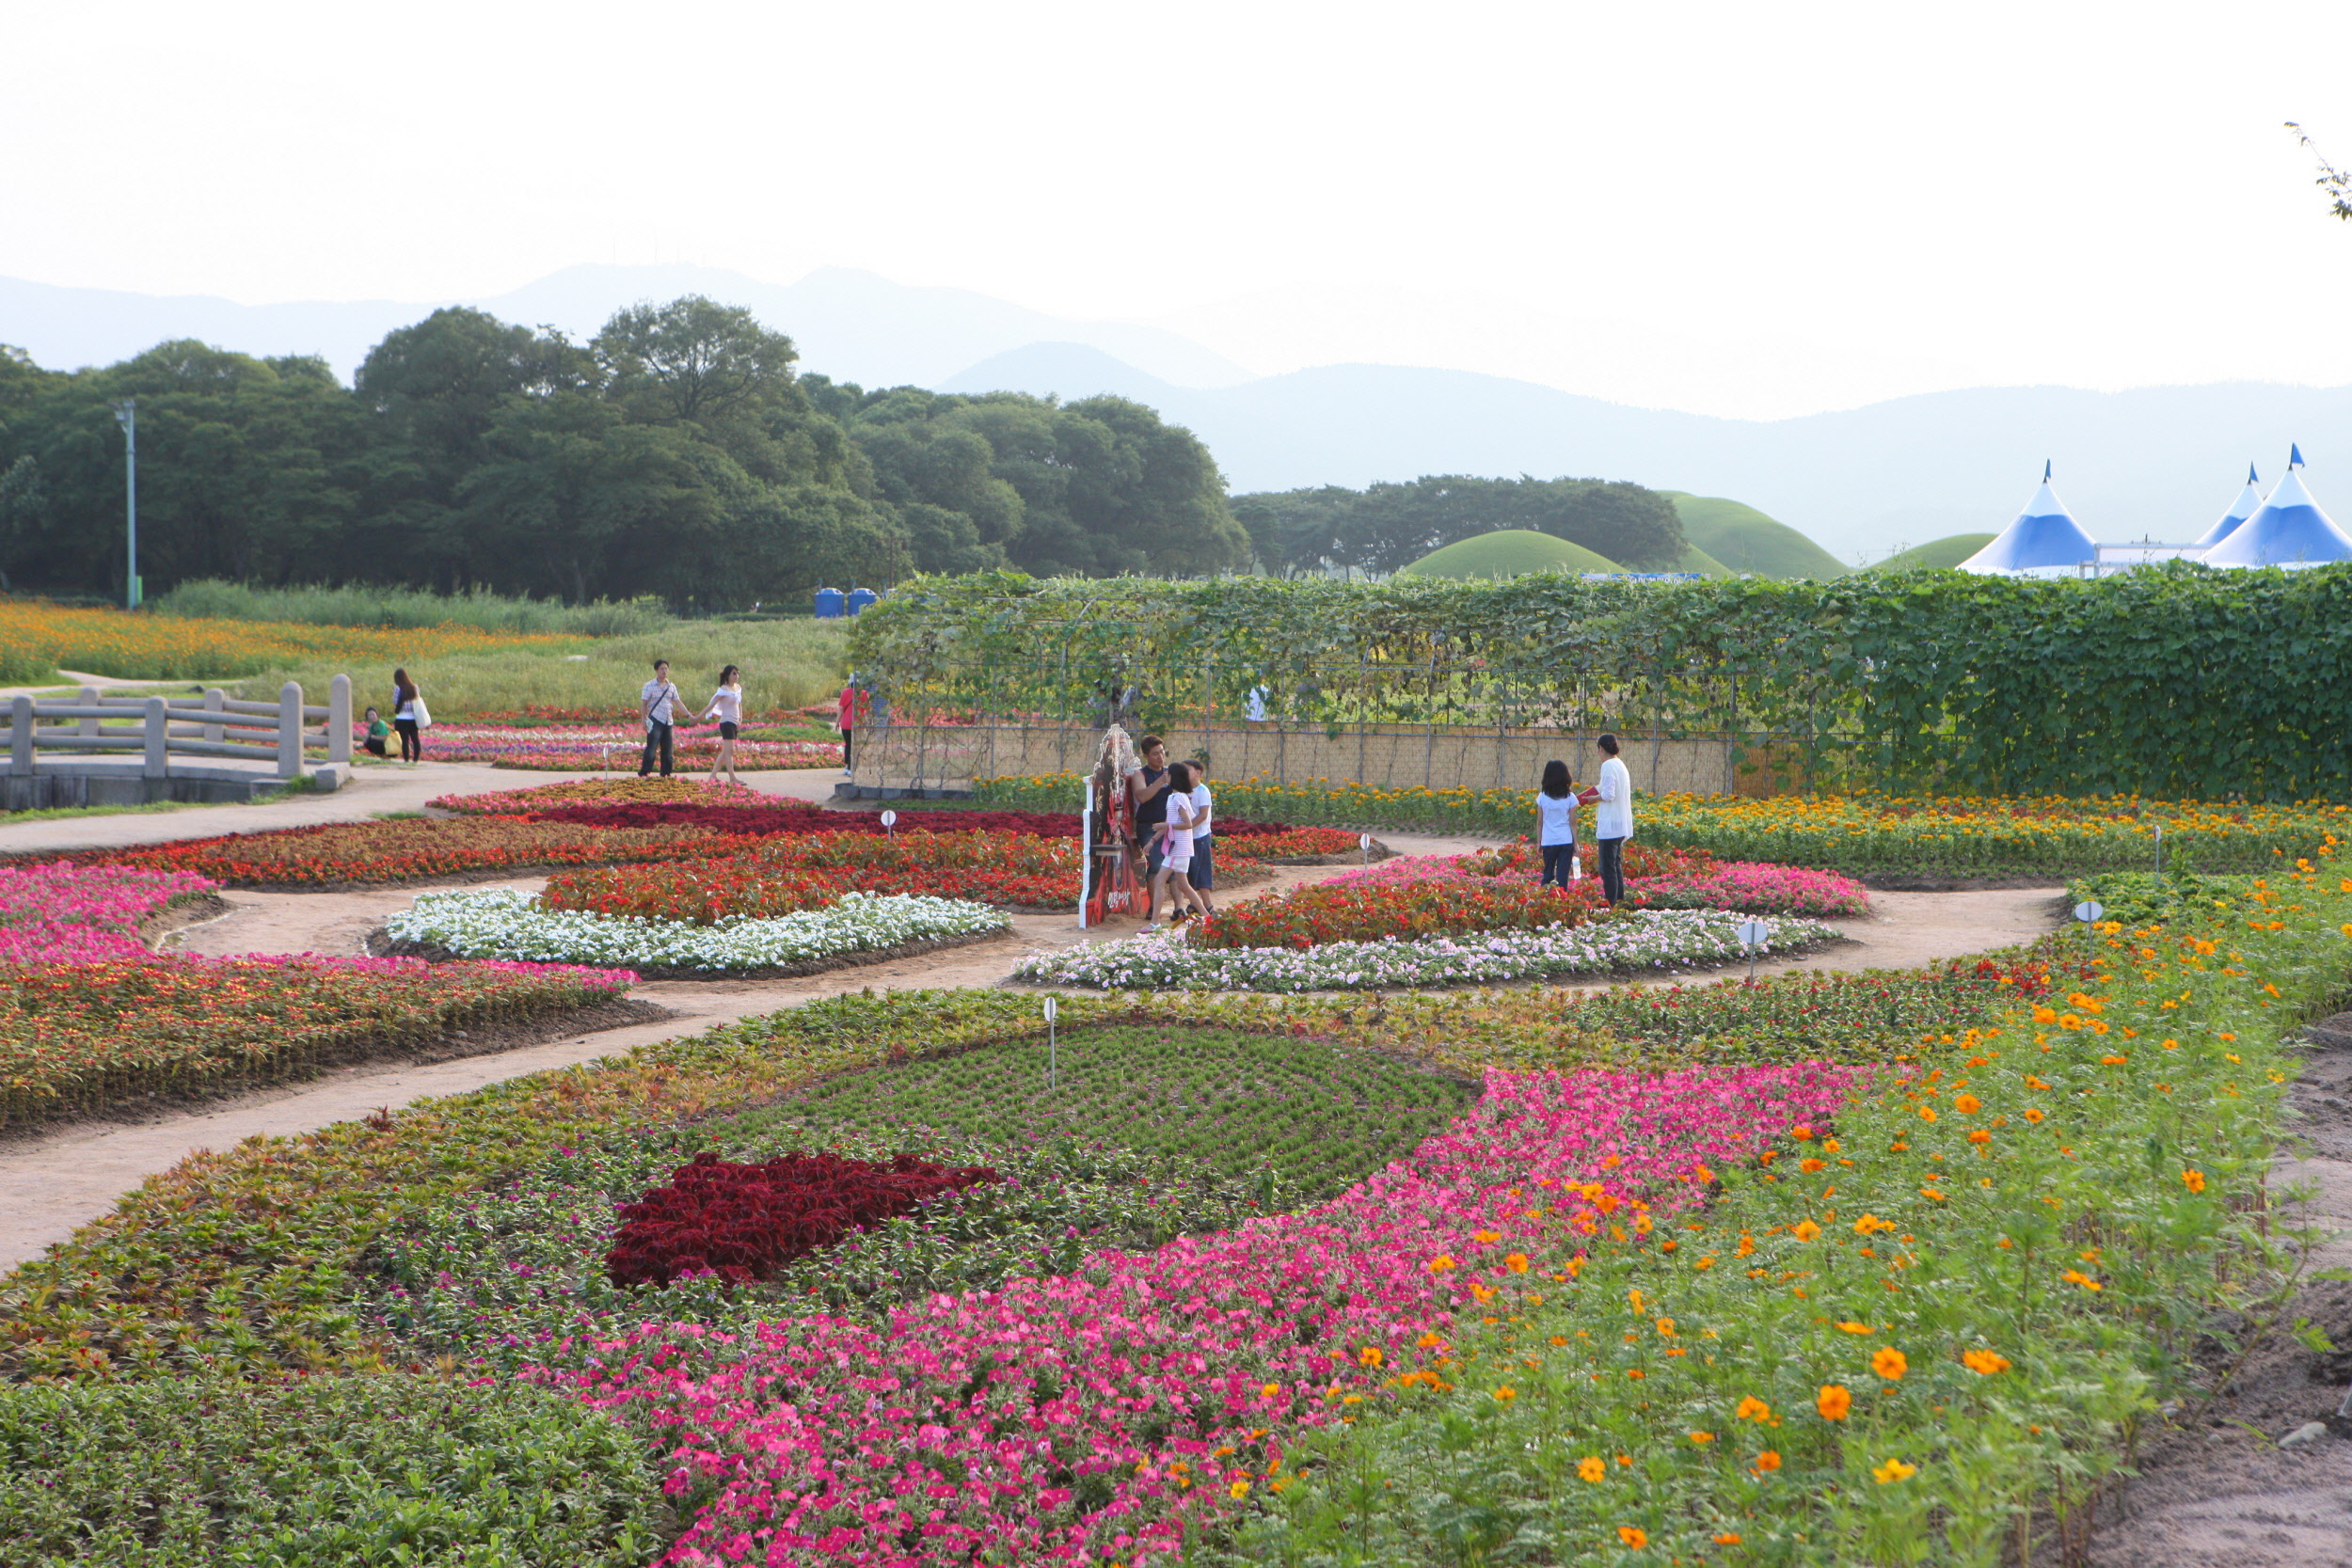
0,852,2062,1271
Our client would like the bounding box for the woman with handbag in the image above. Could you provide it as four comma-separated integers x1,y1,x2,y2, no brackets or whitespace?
391,668,429,763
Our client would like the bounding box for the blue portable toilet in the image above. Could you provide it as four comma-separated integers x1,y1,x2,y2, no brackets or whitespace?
813,585,845,619
846,585,879,616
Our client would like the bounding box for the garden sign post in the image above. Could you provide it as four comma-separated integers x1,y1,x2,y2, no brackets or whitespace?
2073,899,2105,966
1076,781,1092,930
1359,831,1374,869
881,808,898,841
1736,918,1771,983
1043,994,1058,1092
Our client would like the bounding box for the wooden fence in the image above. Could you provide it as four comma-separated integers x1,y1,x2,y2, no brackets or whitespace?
4,675,351,782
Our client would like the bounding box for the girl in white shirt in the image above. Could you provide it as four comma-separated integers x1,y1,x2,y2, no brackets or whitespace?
1534,758,1580,888
1145,762,1213,931
700,664,745,785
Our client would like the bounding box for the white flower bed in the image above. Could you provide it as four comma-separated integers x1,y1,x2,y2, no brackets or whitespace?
388,888,1009,973
1011,909,1839,992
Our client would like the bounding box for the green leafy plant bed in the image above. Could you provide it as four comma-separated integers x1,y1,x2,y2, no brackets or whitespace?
976,773,2345,878
2065,869,2262,927
365,1026,1474,1366
0,1373,674,1566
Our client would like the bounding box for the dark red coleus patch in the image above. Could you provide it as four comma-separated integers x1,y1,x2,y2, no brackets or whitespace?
608,1149,1000,1288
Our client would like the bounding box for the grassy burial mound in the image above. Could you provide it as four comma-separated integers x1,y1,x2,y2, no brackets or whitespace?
1862,532,1998,572
1664,492,1850,579
1399,530,1622,578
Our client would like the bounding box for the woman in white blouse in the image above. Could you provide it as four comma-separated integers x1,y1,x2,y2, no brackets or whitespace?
1578,733,1634,905
700,664,745,785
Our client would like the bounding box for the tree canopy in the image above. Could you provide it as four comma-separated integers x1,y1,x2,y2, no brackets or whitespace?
1235,473,1684,577
0,298,1248,607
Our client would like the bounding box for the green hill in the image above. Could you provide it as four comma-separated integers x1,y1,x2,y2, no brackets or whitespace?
1663,493,1849,580
1400,530,1623,579
1673,543,1733,578
1860,533,1995,573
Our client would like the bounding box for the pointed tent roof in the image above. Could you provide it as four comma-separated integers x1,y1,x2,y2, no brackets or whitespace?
2191,464,2263,550
2202,448,2352,568
1957,462,2098,575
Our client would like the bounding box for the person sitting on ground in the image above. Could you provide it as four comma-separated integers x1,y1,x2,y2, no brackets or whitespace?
1145,762,1212,931
361,706,390,758
1184,756,1217,917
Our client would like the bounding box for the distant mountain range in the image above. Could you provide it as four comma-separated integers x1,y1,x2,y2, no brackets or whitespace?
8,266,2352,562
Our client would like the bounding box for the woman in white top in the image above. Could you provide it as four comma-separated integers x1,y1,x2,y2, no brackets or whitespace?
1534,759,1580,888
1580,733,1634,905
1145,762,1213,931
700,664,745,785
390,667,424,764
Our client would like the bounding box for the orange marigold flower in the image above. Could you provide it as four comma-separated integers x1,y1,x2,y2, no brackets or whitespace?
1359,1346,1384,1368
1962,1349,2011,1375
1754,1449,1783,1473
1578,1455,1607,1482
1689,1430,1715,1444
1261,1383,1281,1398
1818,1384,1853,1420
1504,1253,1530,1274
1836,1320,1872,1334
1617,1527,1648,1548
1426,1255,1456,1274
1736,1396,1772,1420
1918,1106,1939,1122
2025,1108,2046,1123
2099,1053,2128,1066
1953,1093,1982,1114
1968,1130,1993,1145
1492,1386,1516,1402
1872,1347,1908,1380
1792,1219,1822,1242
2181,1169,2207,1193
1800,1157,1827,1173
1872,1457,1918,1484
1715,1534,1743,1546
2062,1269,2103,1291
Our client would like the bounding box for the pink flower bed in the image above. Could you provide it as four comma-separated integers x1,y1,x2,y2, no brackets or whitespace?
565,1062,1856,1566
1321,847,1870,917
0,862,218,964
413,724,842,772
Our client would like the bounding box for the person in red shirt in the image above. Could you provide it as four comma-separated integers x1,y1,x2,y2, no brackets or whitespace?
837,677,864,776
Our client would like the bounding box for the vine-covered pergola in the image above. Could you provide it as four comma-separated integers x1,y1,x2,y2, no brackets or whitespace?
846,566,2352,800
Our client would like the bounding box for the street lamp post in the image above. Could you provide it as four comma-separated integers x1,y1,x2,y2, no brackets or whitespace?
109,398,137,608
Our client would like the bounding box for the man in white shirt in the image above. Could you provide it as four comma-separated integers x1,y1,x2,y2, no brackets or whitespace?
1580,732,1634,905
639,659,685,778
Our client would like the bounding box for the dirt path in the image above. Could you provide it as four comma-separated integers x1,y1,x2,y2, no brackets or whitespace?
0,858,2063,1272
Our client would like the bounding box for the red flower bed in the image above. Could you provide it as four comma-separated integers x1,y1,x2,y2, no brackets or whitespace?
608,1149,999,1287
544,832,1204,918
30,817,755,888
1196,877,1608,950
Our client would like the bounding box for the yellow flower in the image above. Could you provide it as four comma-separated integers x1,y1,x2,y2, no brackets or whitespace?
1872,1457,1918,1484
1229,1479,1250,1498
1359,1345,1384,1368
1492,1386,1517,1402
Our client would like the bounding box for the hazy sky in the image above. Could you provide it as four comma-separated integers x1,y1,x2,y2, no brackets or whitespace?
10,0,2352,418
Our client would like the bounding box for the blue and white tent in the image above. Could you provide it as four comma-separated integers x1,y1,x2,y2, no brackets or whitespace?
1958,463,2099,576
2201,447,2352,568
2190,465,2263,550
